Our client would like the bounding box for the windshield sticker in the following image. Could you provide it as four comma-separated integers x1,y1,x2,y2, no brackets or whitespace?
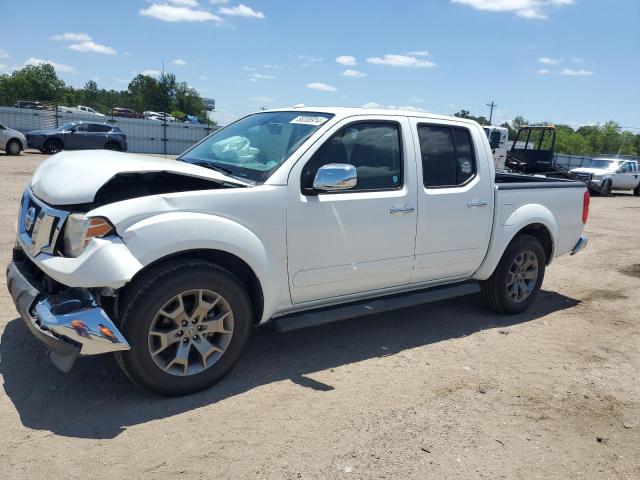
290,115,328,126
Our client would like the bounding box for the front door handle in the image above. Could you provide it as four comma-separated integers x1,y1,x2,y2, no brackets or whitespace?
467,200,488,208
390,206,415,214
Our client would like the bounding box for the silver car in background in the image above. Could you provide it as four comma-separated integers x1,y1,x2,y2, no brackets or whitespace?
0,123,27,155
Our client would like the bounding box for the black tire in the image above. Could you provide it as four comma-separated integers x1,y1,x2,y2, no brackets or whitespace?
44,139,63,154
104,141,121,151
601,179,612,196
115,260,253,396
481,234,546,315
634,184,640,196
6,139,22,155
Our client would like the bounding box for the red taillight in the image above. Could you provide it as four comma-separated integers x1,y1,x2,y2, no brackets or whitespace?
582,190,590,224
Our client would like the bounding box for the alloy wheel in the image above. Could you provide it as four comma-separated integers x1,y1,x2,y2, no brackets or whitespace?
506,250,539,303
147,289,234,376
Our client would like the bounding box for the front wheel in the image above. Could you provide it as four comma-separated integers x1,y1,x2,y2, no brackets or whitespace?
115,260,253,396
44,139,63,154
601,179,612,196
104,141,121,151
634,184,640,196
6,139,22,155
481,234,546,315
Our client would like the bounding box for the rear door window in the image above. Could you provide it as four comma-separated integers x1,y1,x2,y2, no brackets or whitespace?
418,125,477,187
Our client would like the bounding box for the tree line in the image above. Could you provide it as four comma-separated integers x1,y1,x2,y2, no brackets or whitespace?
454,110,640,157
0,64,208,120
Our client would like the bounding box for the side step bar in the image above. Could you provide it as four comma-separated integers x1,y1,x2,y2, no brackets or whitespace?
274,282,481,333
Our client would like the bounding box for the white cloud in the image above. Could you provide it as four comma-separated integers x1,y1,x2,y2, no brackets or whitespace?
410,96,425,103
69,41,117,55
537,68,550,74
406,50,429,57
218,4,265,19
168,0,199,6
572,57,584,64
341,69,366,78
172,58,188,65
263,64,279,69
362,102,382,108
539,56,561,64
123,51,132,56
367,54,436,68
51,32,92,42
141,69,162,76
52,32,117,55
307,82,337,92
250,73,276,81
336,55,357,66
140,4,223,23
199,75,208,80
0,48,9,59
298,54,323,66
24,57,76,73
451,0,576,20
561,68,593,76
112,77,129,84
209,0,229,3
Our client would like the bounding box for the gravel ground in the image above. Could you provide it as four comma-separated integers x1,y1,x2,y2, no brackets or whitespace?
0,152,638,479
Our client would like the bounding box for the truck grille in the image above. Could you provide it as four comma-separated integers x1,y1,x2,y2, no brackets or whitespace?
18,188,69,257
573,172,593,182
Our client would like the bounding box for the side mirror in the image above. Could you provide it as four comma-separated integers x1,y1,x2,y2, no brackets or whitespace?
313,163,357,192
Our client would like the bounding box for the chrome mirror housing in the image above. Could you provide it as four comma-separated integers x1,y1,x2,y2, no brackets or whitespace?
313,163,357,192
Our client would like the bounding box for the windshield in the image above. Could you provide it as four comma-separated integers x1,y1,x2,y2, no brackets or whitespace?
179,111,334,182
581,159,620,169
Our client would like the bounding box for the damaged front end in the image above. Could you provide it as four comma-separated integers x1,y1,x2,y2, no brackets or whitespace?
7,253,130,372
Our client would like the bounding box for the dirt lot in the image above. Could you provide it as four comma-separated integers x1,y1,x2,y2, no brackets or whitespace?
0,152,638,479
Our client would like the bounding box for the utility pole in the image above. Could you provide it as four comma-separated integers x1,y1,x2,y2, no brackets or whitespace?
486,101,497,125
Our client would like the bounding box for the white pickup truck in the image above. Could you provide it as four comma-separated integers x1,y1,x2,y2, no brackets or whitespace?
570,158,640,195
6,107,589,395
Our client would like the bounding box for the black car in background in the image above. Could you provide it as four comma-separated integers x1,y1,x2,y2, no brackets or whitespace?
26,122,128,153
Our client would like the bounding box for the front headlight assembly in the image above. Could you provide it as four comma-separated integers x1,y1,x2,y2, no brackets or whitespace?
592,175,602,181
63,214,115,257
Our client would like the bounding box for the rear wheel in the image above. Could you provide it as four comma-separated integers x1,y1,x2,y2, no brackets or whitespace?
601,179,612,196
634,184,640,196
481,234,546,315
44,139,63,154
104,141,121,151
115,260,253,396
6,139,22,155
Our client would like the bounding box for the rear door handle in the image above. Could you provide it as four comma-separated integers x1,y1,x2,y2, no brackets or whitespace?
467,200,488,208
390,206,415,214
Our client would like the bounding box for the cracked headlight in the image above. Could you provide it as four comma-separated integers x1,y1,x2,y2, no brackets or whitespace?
63,214,114,257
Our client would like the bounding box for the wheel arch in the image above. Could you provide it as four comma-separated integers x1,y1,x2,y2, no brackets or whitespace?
474,203,558,281
119,249,265,325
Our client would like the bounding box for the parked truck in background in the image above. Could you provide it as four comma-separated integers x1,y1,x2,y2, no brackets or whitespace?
570,158,640,195
6,107,589,395
483,125,509,172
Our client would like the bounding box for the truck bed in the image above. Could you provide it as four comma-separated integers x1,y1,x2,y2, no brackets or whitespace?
495,173,586,189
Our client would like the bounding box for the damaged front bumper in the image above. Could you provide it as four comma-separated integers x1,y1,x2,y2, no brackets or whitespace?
6,260,130,372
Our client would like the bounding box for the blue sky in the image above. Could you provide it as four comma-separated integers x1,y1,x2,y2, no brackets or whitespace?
1,0,639,129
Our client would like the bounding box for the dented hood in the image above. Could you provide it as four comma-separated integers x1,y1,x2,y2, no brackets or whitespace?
30,150,247,205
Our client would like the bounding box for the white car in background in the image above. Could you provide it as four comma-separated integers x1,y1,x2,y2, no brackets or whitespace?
0,122,27,155
58,105,105,116
571,158,640,195
143,111,177,122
